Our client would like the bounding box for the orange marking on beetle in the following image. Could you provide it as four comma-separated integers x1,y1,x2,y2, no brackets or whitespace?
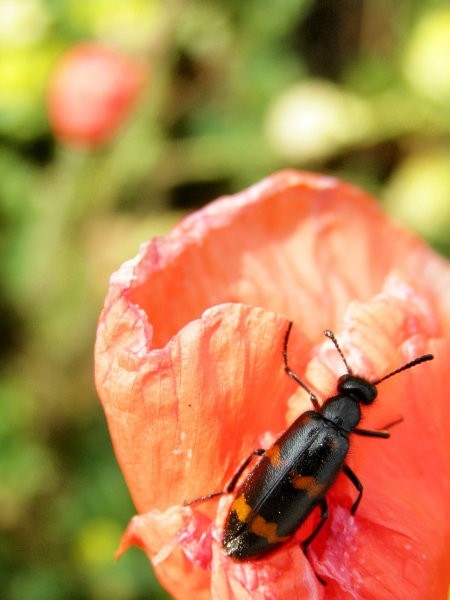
249,515,290,545
265,444,283,467
231,495,252,522
291,475,326,497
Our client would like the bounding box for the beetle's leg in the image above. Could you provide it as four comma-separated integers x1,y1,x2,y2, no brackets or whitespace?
183,490,226,506
301,497,328,549
301,498,328,585
225,449,265,493
353,428,389,438
183,449,265,506
342,464,363,515
380,417,403,430
345,421,401,515
283,321,321,411
354,417,403,439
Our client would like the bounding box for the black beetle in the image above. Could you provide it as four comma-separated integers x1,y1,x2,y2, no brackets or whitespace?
186,322,434,566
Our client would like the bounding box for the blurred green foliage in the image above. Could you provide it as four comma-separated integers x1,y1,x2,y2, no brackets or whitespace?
1,1,449,599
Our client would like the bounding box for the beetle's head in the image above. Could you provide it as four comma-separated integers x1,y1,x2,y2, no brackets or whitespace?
337,374,378,405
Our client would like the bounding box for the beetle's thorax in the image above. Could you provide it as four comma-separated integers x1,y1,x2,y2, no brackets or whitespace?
320,395,361,431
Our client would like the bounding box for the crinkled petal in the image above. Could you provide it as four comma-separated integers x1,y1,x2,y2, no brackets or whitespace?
95,170,450,599
96,302,306,513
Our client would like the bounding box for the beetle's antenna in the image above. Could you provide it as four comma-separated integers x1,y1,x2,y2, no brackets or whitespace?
324,330,353,375
372,353,434,385
283,322,320,411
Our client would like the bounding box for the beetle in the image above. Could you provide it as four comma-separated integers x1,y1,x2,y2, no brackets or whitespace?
186,322,434,565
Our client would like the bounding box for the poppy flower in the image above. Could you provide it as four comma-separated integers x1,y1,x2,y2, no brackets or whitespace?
94,170,450,599
47,42,146,147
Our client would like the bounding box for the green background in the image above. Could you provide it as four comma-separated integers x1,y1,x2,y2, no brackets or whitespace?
1,1,449,599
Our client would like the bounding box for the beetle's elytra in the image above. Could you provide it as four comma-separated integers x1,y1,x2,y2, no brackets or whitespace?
185,322,434,569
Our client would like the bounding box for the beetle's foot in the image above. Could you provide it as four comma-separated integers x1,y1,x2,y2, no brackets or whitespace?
301,543,327,586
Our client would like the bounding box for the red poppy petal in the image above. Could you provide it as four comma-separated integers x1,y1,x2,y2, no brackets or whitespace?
95,301,307,513
95,170,450,599
118,508,212,599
